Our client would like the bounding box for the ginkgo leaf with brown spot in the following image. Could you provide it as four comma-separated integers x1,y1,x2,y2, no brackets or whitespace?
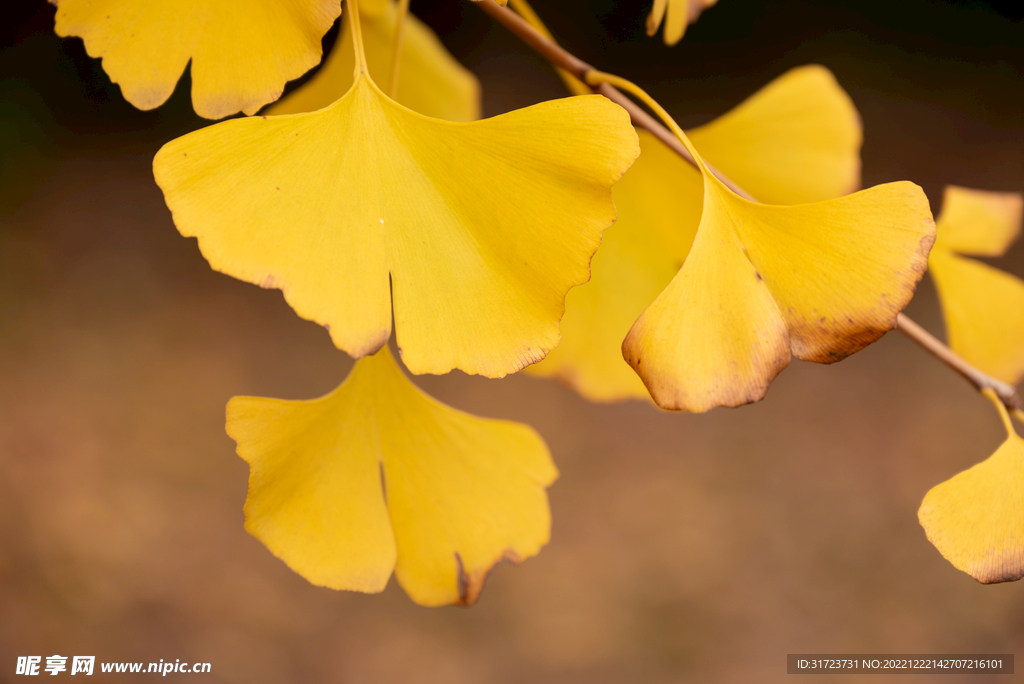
153,1,640,378
618,95,934,412
50,0,342,119
529,66,864,402
929,186,1024,385
228,347,557,606
919,391,1024,584
269,0,480,121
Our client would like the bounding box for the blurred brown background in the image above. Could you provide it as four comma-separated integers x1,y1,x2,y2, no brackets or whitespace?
2,0,1023,681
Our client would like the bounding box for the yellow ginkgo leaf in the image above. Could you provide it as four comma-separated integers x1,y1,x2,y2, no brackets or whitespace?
269,0,480,121
928,186,1024,385
623,152,934,412
529,66,864,402
933,185,1023,257
154,3,640,378
50,0,342,119
228,346,557,606
646,0,717,46
930,249,1024,386
919,391,1024,584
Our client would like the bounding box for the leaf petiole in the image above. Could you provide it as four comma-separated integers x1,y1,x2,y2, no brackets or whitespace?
348,0,370,79
388,0,411,98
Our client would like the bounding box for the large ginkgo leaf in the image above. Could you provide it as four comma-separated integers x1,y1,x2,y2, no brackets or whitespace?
621,113,933,411
919,393,1024,584
50,0,342,119
154,11,639,378
928,186,1024,385
269,0,480,121
646,0,717,45
528,66,864,402
228,347,557,605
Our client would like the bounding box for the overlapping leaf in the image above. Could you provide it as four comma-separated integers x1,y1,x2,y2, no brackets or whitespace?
617,84,933,412
50,0,342,119
919,395,1024,584
269,0,480,121
929,186,1024,385
527,130,703,400
229,347,557,605
647,0,718,45
529,66,864,402
154,8,640,378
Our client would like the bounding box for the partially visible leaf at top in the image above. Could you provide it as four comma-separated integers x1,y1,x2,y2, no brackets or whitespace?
928,186,1024,385
153,2,640,378
646,0,718,46
529,66,864,402
269,0,480,121
50,0,342,119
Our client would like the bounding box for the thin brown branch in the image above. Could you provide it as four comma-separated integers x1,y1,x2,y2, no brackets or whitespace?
896,313,1022,411
477,0,1023,415
475,0,755,200
476,0,591,78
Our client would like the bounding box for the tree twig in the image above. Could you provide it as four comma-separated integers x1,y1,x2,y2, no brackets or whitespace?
475,0,1023,416
475,0,755,199
896,313,1021,411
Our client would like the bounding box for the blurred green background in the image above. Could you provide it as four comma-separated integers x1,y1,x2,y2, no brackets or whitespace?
1,0,1023,681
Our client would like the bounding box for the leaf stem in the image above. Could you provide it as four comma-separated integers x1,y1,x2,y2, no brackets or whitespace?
476,0,1023,417
981,388,1019,438
348,0,370,78
585,70,699,162
388,0,411,98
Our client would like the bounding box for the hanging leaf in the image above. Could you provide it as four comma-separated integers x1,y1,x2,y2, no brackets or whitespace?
153,3,640,377
529,66,866,402
929,186,1024,385
919,392,1024,584
617,95,933,411
229,347,557,605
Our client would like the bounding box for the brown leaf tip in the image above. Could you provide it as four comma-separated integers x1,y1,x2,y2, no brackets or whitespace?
454,549,524,607
971,549,1024,585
